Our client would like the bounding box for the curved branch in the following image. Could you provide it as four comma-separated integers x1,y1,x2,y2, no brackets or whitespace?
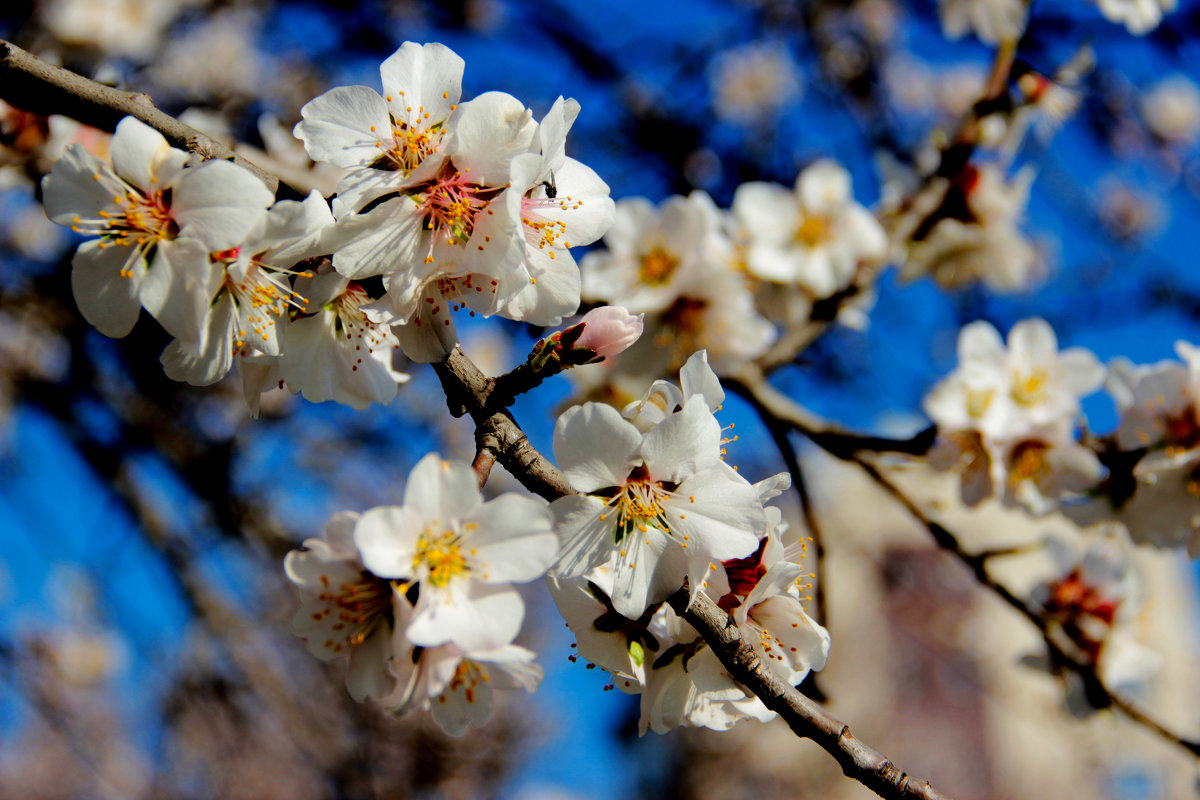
0,40,282,193
670,589,952,800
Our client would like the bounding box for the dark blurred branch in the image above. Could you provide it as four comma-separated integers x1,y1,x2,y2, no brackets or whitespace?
0,40,282,193
733,370,1200,759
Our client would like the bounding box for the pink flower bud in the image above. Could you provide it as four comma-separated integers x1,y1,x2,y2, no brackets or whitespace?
574,306,644,360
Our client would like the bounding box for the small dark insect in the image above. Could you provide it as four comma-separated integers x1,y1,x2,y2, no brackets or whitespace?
539,172,557,199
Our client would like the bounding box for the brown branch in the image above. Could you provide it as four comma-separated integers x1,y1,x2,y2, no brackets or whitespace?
435,344,954,799
669,589,953,800
0,40,282,193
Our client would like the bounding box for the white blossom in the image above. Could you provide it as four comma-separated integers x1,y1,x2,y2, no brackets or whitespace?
353,453,558,651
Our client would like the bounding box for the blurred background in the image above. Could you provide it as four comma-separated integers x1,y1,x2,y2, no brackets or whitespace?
1,0,1199,797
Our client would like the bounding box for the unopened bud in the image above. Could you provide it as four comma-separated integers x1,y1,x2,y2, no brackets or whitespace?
573,306,643,361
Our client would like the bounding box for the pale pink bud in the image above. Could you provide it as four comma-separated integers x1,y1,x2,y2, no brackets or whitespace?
574,306,644,359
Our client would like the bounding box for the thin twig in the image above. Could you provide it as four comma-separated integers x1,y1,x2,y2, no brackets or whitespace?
0,40,283,193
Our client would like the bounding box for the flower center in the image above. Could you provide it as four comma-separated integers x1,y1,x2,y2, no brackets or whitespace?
374,119,446,175
333,283,399,370
413,165,504,262
218,250,309,351
638,247,679,285
1012,368,1050,406
71,175,179,276
316,570,394,653
793,213,831,247
1007,440,1049,485
607,466,673,544
414,526,469,588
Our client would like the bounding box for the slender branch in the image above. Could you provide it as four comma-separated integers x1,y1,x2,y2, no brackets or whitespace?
669,589,953,800
0,40,282,193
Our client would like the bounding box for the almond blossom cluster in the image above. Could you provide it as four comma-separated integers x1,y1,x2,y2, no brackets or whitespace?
575,161,885,396
924,319,1200,559
924,318,1105,514
284,454,557,735
284,352,830,735
41,41,615,413
547,352,829,732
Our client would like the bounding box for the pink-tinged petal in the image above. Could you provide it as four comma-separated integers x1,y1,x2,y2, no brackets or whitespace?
139,238,220,343
354,505,422,579
71,240,144,338
172,160,273,250
610,529,683,619
296,85,393,169
380,41,464,127
403,453,482,524
547,494,613,578
407,581,524,650
110,117,177,192
640,396,723,484
553,402,643,493
449,92,537,184
463,494,557,583
160,293,237,385
42,146,119,225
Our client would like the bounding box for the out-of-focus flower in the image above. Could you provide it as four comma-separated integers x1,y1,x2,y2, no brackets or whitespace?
709,41,803,124
733,159,887,299
1094,0,1176,35
1141,75,1200,146
924,319,1104,511
1097,180,1165,242
151,10,266,99
888,164,1042,292
938,0,1027,45
1028,531,1160,712
40,0,191,60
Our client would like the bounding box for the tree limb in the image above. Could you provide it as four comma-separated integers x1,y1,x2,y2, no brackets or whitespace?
0,40,282,193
